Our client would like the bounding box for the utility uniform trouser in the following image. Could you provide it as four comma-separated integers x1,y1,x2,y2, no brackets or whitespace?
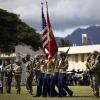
26,75,33,94
14,75,21,94
92,73,100,96
0,80,3,93
6,76,12,93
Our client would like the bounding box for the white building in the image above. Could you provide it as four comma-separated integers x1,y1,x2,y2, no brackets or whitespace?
0,52,16,60
58,44,100,71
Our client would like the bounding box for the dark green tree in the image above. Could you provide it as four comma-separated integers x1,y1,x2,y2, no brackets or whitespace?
0,8,41,52
59,39,72,47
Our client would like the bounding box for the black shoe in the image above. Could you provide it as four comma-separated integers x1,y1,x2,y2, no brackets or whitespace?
29,91,33,95
34,95,38,97
42,95,47,97
0,92,3,94
7,91,11,94
69,91,73,97
34,95,41,97
94,93,99,98
17,91,20,94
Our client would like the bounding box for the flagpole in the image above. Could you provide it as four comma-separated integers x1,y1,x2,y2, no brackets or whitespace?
46,1,50,64
41,1,58,64
46,1,58,64
46,1,48,10
41,2,43,29
41,2,43,8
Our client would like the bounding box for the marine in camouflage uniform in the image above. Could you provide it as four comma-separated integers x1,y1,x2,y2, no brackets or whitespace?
58,53,73,97
0,60,4,94
4,60,13,93
24,54,34,95
90,51,100,98
13,60,22,94
85,53,93,86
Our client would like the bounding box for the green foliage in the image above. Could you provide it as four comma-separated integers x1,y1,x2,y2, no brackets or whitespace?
59,39,72,47
0,8,41,52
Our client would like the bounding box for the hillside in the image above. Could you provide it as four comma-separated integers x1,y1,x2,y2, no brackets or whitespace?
0,8,41,52
65,26,100,45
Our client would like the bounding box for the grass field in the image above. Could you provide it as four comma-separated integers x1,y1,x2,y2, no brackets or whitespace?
0,86,99,100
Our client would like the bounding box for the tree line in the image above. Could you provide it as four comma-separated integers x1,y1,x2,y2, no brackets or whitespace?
0,8,72,53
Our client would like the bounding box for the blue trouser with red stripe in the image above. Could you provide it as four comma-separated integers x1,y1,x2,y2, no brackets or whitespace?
43,73,56,97
36,73,44,96
58,73,73,97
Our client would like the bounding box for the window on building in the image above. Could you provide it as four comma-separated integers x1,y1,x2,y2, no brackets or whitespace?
75,54,78,62
71,55,74,62
68,55,71,61
81,54,84,62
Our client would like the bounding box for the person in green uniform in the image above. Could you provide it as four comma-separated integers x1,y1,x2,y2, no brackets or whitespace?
13,60,22,94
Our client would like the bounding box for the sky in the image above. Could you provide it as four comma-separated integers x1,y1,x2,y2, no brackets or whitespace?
0,0,100,37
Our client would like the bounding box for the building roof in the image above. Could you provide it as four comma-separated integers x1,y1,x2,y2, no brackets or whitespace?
58,44,100,54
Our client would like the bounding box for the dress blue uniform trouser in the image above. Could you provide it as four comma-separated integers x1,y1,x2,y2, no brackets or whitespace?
43,73,56,97
36,73,44,96
58,73,73,97
50,74,57,97
54,72,66,96
58,73,66,97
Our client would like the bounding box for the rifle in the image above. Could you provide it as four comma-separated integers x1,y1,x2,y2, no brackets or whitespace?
60,47,70,68
96,53,100,60
66,47,70,54
64,47,70,60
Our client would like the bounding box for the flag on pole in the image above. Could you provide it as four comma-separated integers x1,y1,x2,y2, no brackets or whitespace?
41,2,58,63
46,2,58,63
41,2,50,60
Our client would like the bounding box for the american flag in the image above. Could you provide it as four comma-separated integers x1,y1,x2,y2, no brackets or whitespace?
41,3,49,57
41,2,58,63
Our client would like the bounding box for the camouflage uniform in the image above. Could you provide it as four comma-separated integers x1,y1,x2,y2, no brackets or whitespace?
58,53,73,97
4,61,13,93
86,51,100,98
0,61,4,94
90,53,100,98
25,54,34,95
13,61,22,94
85,54,93,86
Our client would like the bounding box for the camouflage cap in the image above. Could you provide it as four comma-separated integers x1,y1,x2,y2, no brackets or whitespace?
58,51,66,55
92,50,98,55
26,54,30,58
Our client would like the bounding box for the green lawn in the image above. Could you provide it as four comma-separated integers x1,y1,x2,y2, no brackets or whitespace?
0,86,99,100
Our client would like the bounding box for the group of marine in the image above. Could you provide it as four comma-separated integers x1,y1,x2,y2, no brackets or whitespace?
0,50,100,98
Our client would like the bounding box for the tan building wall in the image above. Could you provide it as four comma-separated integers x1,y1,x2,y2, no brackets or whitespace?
58,44,100,71
67,54,88,71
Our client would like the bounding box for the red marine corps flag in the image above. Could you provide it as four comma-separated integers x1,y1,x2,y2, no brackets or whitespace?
41,2,58,63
